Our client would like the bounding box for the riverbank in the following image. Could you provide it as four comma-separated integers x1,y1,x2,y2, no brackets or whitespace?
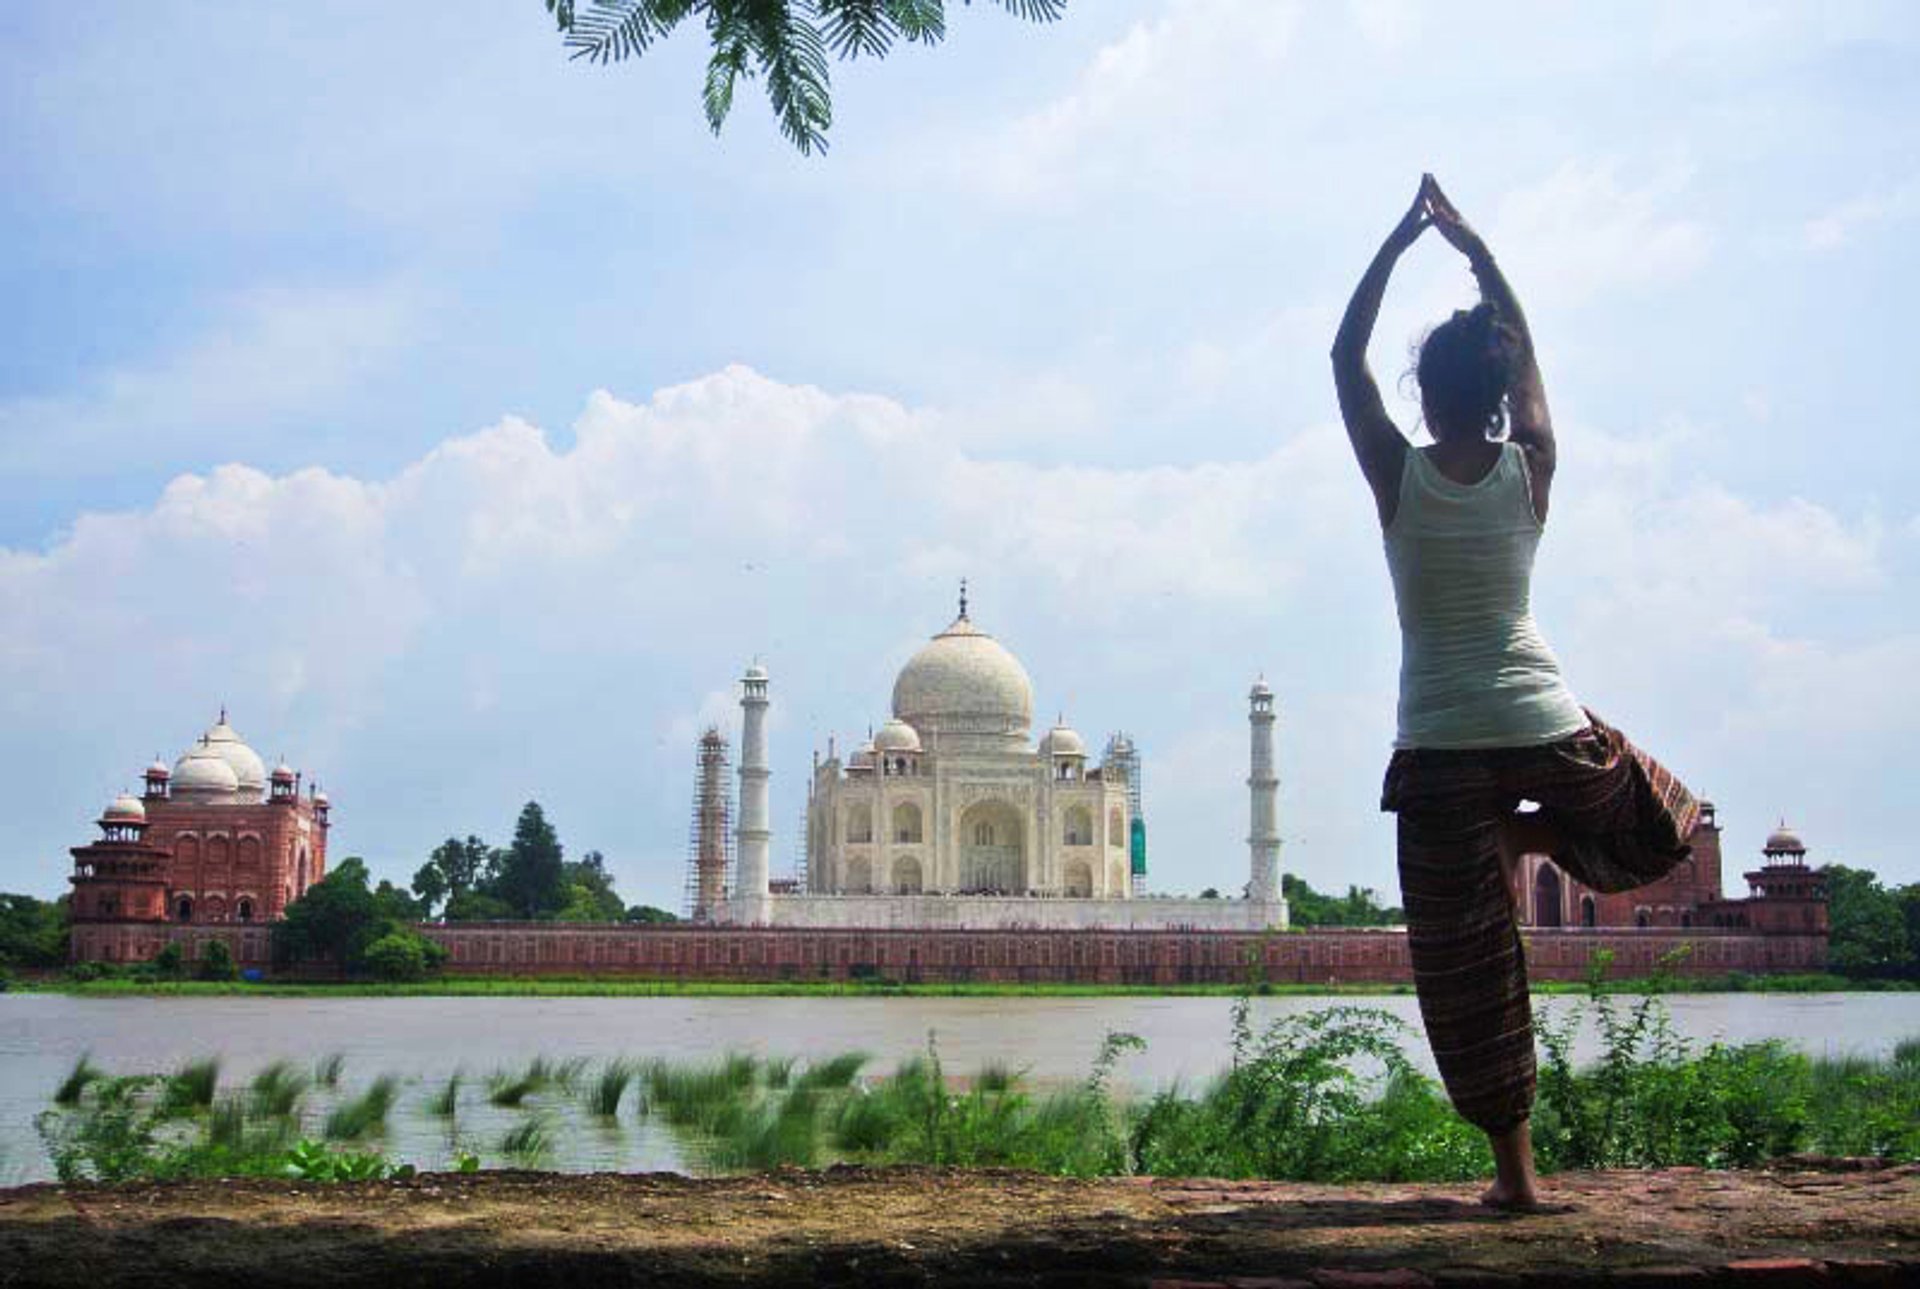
2,1162,1915,1286
18,971,1908,998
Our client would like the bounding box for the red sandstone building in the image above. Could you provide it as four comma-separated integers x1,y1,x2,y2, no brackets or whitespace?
1513,803,1829,936
68,712,330,964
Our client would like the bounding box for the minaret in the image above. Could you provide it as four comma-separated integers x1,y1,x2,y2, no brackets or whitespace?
735,662,773,923
1247,679,1281,903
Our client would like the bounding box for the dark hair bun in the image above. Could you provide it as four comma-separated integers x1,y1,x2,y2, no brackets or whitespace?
1416,302,1521,439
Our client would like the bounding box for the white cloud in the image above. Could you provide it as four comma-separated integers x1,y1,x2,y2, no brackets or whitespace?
1805,181,1920,250
1489,161,1710,309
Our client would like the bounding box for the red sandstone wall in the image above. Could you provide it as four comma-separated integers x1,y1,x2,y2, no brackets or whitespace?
70,921,1829,983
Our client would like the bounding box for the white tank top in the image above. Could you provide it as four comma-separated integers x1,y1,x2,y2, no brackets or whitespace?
1383,441,1588,749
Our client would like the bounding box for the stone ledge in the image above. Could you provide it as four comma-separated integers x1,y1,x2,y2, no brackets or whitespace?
1,1163,1914,1287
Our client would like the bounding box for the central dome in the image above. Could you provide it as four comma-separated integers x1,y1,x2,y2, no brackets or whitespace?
891,614,1034,740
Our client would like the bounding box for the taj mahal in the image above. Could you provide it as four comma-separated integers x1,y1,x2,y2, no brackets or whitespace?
709,591,1289,931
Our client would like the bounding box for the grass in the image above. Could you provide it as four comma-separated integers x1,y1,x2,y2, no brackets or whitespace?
53,1055,102,1106
162,1059,219,1113
586,1061,635,1117
427,1072,462,1118
314,1053,346,1088
322,1077,398,1140
249,1061,311,1119
28,984,1920,1188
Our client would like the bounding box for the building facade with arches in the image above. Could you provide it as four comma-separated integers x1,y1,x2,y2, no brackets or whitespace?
68,712,331,963
732,599,1286,931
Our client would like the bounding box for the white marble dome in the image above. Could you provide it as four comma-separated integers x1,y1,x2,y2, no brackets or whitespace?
891,615,1034,738
873,718,922,754
172,742,241,798
200,715,267,797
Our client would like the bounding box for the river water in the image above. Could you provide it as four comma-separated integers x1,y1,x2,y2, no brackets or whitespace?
3,992,1914,1184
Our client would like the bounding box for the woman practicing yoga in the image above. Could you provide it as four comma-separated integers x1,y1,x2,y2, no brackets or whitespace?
1331,174,1700,1209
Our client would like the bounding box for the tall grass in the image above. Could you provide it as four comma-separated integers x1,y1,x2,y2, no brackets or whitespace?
32,1008,1920,1187
586,1061,635,1117
427,1072,462,1118
314,1053,346,1088
323,1077,398,1140
162,1059,220,1114
250,1061,310,1119
53,1055,102,1106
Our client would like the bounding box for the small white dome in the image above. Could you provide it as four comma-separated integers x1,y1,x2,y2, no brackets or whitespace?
1764,822,1806,854
271,761,296,782
849,739,877,769
145,758,171,778
313,787,330,806
873,718,922,753
1250,679,1273,699
103,793,146,823
744,662,769,681
172,743,240,798
1041,722,1086,757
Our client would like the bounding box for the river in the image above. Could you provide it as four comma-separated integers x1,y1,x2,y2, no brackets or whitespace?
3,991,1914,1183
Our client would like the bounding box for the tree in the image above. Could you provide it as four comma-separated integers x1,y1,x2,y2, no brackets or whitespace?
544,0,1067,156
557,849,626,922
0,893,69,968
413,835,496,918
496,802,568,920
151,941,185,980
1822,865,1915,978
1282,874,1406,927
626,904,679,924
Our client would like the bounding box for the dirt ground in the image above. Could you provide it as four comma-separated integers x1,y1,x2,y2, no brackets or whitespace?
2,1161,1916,1287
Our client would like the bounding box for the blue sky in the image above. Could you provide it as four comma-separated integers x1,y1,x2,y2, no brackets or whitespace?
3,1,1916,910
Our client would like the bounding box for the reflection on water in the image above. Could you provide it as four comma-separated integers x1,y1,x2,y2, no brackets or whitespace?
3,991,1914,1184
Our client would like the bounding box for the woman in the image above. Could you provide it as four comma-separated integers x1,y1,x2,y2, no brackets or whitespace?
1330,175,1700,1209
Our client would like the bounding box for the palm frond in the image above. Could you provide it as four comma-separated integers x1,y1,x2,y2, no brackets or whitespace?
563,0,698,65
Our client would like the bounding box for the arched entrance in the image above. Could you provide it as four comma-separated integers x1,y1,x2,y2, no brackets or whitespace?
1063,860,1094,898
1532,864,1563,928
893,856,923,894
958,800,1026,894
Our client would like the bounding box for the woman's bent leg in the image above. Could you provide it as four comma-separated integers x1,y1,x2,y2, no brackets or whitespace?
1398,808,1539,1203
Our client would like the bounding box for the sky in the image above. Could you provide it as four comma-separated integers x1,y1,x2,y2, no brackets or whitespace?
2,1,1917,911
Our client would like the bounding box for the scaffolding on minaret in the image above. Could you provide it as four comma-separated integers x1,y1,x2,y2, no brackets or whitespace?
684,726,735,922
1103,732,1147,889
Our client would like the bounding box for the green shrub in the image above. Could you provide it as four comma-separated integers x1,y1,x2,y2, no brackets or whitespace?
197,940,239,982
146,942,184,980
360,932,431,983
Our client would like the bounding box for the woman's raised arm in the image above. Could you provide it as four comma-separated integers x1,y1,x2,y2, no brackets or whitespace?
1425,177,1558,519
1331,183,1426,526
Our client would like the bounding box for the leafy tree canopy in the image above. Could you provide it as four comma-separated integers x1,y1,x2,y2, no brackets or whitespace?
1821,865,1916,979
545,0,1067,155
0,892,69,968
626,904,679,924
1282,874,1406,928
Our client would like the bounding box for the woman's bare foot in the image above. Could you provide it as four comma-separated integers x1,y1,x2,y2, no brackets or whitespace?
1483,1121,1541,1210
1479,1177,1542,1210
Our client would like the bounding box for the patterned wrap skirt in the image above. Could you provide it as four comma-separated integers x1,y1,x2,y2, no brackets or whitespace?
1379,709,1699,1133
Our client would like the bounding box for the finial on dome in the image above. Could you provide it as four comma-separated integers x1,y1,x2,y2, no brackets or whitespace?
219,703,227,724
959,577,969,621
